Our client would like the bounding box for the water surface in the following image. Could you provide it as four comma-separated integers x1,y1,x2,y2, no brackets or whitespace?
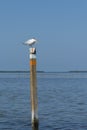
0,72,87,130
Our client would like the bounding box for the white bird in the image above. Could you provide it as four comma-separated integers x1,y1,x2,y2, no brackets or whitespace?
24,38,37,47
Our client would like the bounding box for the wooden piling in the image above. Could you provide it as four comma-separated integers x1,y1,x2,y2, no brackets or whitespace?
29,48,39,130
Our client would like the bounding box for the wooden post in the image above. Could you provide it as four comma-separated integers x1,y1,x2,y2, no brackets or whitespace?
29,48,39,130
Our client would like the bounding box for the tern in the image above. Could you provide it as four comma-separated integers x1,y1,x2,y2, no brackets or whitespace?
24,38,37,47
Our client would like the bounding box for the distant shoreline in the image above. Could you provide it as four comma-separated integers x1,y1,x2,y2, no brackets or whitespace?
0,70,87,73
68,71,87,73
0,71,45,73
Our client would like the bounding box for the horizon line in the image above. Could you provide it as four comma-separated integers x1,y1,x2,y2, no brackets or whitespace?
0,70,87,73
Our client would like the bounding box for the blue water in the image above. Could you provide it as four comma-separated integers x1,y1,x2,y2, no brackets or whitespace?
0,72,87,130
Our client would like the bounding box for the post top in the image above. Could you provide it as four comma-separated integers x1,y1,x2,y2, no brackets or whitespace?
30,48,36,54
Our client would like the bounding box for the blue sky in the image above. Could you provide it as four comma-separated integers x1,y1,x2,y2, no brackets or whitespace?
0,0,87,72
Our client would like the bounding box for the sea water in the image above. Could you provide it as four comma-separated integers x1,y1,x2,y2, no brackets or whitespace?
0,72,87,130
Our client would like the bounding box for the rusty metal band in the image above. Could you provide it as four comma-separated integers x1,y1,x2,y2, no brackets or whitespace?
30,59,36,65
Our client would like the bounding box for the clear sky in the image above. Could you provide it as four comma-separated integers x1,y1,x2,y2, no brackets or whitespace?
0,0,87,72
